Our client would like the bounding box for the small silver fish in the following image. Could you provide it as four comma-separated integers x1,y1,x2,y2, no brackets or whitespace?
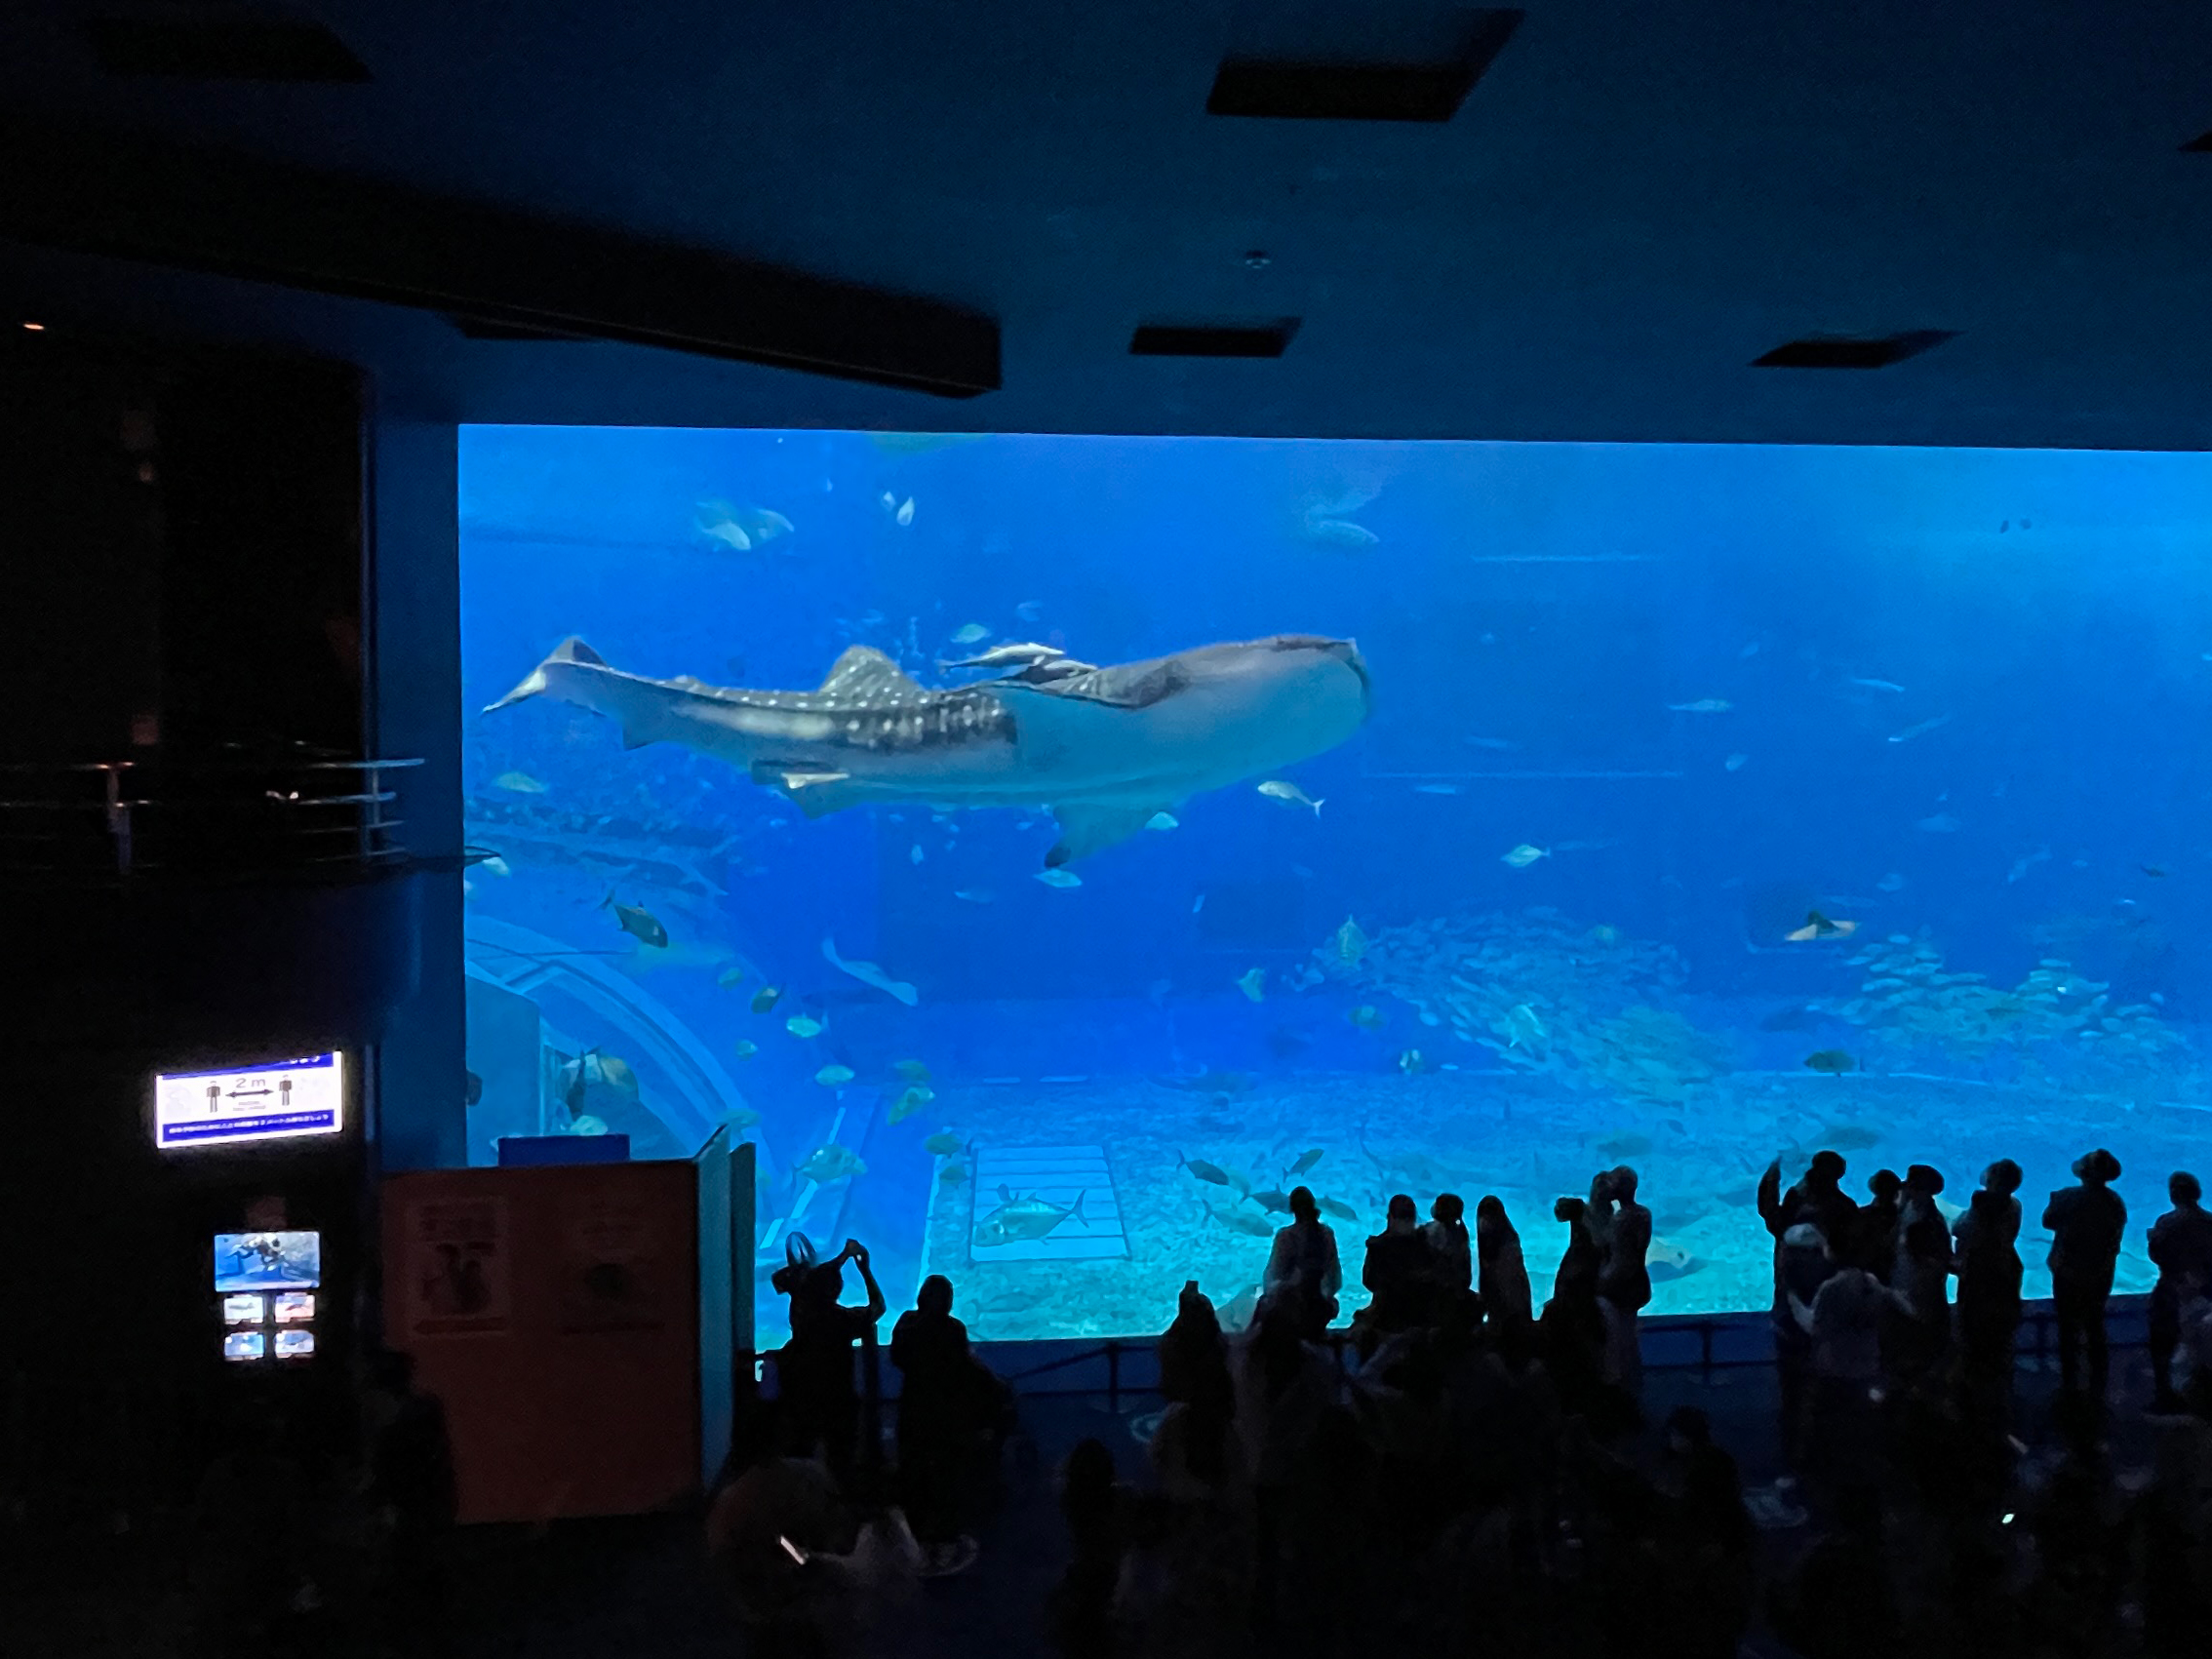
1888,714,1954,744
895,496,916,527
479,853,512,877
1235,968,1267,1003
1668,699,1732,713
785,1015,825,1039
949,622,990,646
1035,868,1082,889
1145,811,1178,831
1502,844,1551,869
814,1063,855,1086
1257,779,1323,814
492,770,547,794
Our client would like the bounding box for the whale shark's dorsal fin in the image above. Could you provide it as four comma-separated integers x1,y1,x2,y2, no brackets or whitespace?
818,646,924,698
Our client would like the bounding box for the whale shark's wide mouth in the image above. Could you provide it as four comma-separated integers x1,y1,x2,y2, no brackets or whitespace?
1272,633,1371,703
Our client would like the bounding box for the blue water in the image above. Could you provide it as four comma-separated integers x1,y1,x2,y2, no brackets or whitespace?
458,428,2212,1346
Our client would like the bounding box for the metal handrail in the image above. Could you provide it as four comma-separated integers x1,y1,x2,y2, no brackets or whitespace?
0,754,423,879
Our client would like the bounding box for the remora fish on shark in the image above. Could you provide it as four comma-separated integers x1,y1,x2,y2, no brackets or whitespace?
486,634,1371,866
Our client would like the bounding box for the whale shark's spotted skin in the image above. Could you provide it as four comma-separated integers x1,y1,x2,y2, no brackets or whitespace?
487,633,1370,865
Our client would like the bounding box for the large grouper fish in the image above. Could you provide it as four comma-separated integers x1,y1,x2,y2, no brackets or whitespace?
487,633,1371,866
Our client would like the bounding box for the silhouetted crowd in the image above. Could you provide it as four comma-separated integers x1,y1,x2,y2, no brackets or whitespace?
718,1147,2212,1659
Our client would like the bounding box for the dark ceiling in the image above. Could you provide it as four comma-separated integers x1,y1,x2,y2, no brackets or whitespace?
3,1,2211,447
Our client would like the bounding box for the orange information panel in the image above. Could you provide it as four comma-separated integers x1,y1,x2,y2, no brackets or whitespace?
383,1162,700,1522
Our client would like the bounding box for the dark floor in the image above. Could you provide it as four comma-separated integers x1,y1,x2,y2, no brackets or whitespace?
3,1339,2179,1658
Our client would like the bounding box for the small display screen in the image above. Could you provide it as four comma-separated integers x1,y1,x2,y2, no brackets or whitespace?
273,1292,315,1324
273,1330,316,1361
154,1052,344,1150
222,1331,266,1362
221,1293,266,1326
213,1231,322,1292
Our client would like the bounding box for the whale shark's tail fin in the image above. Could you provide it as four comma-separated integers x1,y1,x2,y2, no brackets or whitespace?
484,637,606,712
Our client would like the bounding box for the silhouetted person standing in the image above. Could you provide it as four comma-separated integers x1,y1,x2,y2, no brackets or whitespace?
1543,1195,1606,1411
890,1275,982,1575
1954,1186,2025,1426
777,1237,887,1486
1265,1186,1343,1340
1599,1165,1652,1401
1421,1191,1474,1302
1360,1194,1435,1348
1475,1194,1534,1358
1158,1280,1234,1416
2148,1170,2212,1412
2043,1149,2127,1402
1890,1165,1953,1386
366,1348,455,1643
1856,1168,1903,1281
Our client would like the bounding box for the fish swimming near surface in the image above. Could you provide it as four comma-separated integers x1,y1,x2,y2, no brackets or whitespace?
949,622,991,646
489,634,1370,869
602,892,669,948
1668,699,1732,714
1257,779,1324,815
1146,811,1178,831
731,1040,759,1060
784,1015,825,1039
1244,1188,1295,1215
1236,968,1267,1003
1035,868,1083,889
975,1187,1086,1248
923,1130,964,1156
493,770,547,794
1176,1153,1237,1189
751,985,783,1013
821,936,920,1006
1847,677,1906,694
1502,844,1550,869
477,853,512,877
814,1064,856,1086
1804,1049,1858,1077
890,1086,935,1124
717,966,748,988
2143,865,2168,878
1285,1147,1324,1178
938,1161,968,1185
1318,1196,1360,1222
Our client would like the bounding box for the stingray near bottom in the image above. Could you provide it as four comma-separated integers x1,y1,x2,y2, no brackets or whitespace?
487,633,1371,866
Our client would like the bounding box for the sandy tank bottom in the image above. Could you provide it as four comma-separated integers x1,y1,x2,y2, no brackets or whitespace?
914,1069,2204,1343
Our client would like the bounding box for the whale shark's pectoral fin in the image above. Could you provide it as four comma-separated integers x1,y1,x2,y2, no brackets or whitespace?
1045,804,1170,868
752,764,865,819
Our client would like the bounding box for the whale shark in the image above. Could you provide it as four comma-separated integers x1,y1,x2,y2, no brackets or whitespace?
486,634,1370,866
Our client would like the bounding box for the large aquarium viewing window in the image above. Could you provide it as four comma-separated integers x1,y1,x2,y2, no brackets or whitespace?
459,428,2212,1347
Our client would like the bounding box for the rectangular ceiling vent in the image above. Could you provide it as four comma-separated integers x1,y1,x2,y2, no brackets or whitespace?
2182,129,2212,152
1207,4,1522,122
1129,319,1300,358
85,8,370,82
1753,330,1956,370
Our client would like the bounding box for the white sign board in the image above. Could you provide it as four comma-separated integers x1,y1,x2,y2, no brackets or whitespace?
154,1052,346,1150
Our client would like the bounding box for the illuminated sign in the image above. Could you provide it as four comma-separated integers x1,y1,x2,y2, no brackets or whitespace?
154,1053,344,1149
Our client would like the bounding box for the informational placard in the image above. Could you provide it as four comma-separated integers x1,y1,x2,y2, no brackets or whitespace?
402,1196,513,1339
154,1053,345,1149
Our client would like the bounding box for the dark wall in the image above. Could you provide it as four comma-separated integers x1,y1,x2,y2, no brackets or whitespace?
0,328,361,762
